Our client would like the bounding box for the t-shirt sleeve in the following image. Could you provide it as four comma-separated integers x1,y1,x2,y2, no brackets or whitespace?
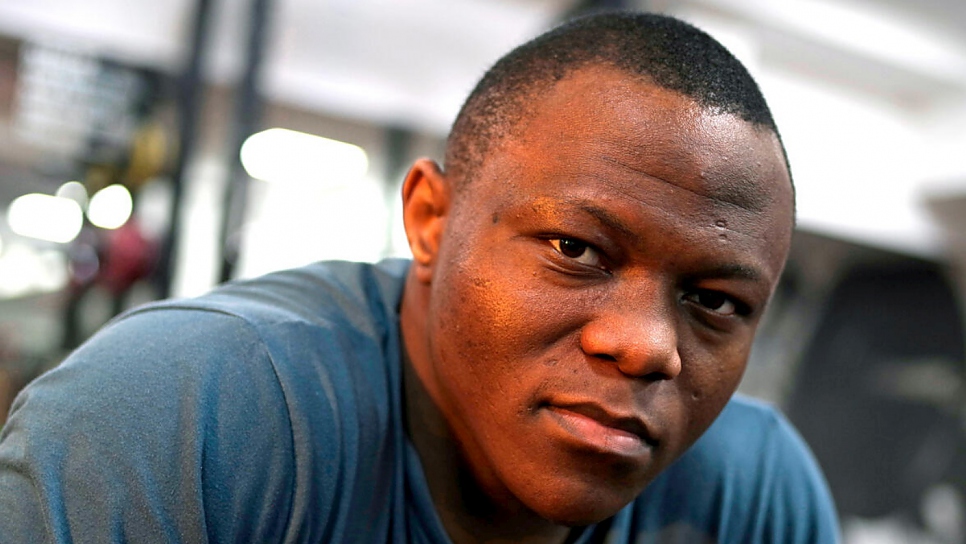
0,307,296,543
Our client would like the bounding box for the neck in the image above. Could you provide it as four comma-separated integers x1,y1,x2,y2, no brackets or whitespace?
399,276,574,544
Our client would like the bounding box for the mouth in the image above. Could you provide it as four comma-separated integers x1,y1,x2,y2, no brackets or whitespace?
541,402,657,458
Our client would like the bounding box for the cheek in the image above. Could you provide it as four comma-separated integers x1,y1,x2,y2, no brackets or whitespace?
676,338,751,441
429,259,526,398
428,252,591,417
434,248,579,354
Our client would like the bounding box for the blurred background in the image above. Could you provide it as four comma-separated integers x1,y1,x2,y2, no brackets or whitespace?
0,0,963,541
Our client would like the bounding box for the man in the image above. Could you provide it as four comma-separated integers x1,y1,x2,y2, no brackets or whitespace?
0,11,837,543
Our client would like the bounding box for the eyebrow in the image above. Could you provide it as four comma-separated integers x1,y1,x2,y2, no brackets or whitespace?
690,263,764,282
570,200,640,242
567,200,767,283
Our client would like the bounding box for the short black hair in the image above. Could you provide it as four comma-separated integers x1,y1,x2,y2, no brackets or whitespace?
445,11,789,187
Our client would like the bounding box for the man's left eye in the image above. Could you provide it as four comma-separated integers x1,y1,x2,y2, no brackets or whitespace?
549,238,602,267
683,290,738,316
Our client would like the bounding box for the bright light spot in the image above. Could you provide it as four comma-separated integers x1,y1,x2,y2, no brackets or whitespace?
56,181,89,209
237,174,387,278
240,128,369,185
87,184,133,229
8,193,84,243
0,242,68,298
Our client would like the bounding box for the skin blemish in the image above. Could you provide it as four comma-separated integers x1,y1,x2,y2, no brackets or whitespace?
492,212,501,224
714,219,727,229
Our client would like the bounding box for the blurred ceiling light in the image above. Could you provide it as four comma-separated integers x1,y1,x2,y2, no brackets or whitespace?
706,0,966,82
87,184,133,229
55,180,90,209
240,128,369,184
0,243,69,298
8,193,84,244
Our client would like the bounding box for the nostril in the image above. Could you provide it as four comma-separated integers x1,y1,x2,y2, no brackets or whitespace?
644,370,673,382
596,353,618,363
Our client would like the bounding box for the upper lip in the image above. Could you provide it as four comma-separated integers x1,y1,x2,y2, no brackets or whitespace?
547,401,658,447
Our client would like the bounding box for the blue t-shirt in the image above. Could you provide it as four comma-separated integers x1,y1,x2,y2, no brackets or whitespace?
0,259,838,543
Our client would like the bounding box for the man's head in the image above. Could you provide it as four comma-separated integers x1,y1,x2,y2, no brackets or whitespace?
400,11,795,531
444,11,789,191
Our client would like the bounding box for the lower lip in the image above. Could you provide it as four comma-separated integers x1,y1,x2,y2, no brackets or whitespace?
544,407,651,458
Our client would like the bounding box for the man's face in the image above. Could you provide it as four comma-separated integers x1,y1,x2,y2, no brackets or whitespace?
412,65,793,525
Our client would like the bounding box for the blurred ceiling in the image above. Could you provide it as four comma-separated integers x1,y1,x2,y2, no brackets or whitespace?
0,0,965,255
1,0,962,132
0,0,579,132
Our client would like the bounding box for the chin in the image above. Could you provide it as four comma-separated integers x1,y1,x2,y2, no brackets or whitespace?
537,500,629,528
524,479,642,527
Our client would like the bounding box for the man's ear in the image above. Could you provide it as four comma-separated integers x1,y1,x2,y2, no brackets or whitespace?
402,158,450,284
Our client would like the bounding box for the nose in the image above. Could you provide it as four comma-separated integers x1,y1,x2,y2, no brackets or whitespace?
579,292,682,380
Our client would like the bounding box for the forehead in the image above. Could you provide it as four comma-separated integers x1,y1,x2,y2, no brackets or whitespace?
459,64,794,274
502,65,788,207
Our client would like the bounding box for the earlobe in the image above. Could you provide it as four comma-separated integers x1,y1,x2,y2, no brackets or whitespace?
401,158,450,284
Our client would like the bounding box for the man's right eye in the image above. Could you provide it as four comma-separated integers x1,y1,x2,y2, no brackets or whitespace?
549,238,603,268
683,290,738,316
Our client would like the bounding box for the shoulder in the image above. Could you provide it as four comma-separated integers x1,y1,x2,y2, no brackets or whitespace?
108,259,410,417
693,394,801,458
161,258,409,333
626,395,840,543
0,259,411,542
35,258,408,428
0,303,296,541
81,257,411,483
